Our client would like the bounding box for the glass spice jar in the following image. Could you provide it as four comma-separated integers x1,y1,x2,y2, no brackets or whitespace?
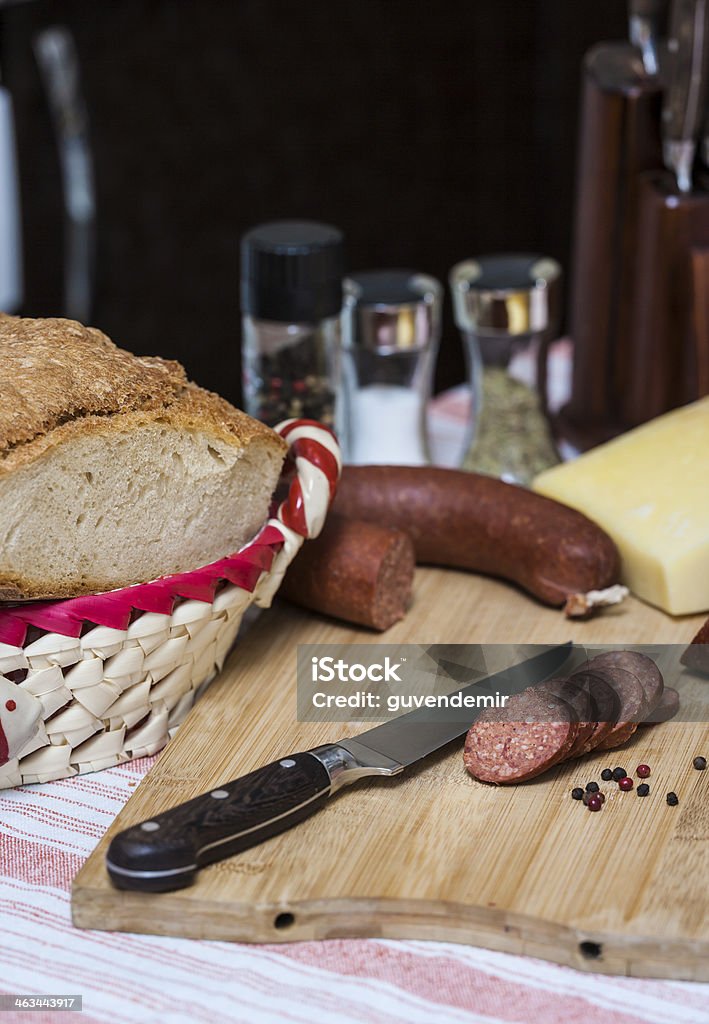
449,253,562,486
240,220,345,429
340,269,442,465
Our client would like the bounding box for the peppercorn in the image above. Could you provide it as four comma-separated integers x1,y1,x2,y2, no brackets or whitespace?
618,776,634,791
585,781,600,793
597,791,606,803
666,791,679,806
612,767,627,781
587,794,603,812
571,787,584,800
693,756,707,771
601,768,613,782
637,764,651,778
637,783,650,797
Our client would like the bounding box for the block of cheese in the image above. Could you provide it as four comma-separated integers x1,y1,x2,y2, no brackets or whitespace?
533,397,709,615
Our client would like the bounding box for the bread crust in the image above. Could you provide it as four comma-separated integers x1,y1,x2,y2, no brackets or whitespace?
0,315,288,600
0,314,286,476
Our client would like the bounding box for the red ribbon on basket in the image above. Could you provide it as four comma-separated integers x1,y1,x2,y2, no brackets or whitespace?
0,419,341,648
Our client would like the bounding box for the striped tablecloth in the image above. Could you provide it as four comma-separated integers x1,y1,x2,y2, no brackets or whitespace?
3,353,709,1024
3,695,709,1023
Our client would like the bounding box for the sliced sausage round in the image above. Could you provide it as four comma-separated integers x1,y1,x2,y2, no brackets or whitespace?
589,651,663,715
595,721,638,751
538,676,595,759
464,687,575,784
566,666,622,754
578,661,647,752
640,686,680,724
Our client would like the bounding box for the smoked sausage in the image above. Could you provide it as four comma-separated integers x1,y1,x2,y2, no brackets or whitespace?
333,466,620,608
279,514,415,631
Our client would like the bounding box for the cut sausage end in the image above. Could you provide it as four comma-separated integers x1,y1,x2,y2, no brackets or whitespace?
279,514,415,631
370,532,416,630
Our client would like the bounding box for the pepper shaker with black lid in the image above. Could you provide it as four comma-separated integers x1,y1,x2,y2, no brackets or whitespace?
241,220,345,429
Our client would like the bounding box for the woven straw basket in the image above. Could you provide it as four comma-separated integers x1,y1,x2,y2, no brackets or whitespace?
0,419,340,788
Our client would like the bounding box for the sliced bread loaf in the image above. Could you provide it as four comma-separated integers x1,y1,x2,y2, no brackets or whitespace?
0,315,287,600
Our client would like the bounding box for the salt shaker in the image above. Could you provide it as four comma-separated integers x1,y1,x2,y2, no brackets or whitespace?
449,254,561,486
341,269,442,465
241,220,344,429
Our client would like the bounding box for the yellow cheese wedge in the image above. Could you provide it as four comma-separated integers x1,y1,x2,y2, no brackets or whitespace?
533,397,709,615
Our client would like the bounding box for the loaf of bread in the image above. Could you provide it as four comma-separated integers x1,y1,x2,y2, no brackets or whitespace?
0,315,287,600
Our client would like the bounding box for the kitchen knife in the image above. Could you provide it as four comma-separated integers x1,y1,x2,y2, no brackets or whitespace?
661,0,709,192
629,0,667,76
106,643,572,892
33,27,96,324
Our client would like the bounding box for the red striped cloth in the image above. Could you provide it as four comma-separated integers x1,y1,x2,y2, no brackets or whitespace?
1,756,708,1024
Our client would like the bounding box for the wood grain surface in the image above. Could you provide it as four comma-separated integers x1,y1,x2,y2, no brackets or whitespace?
72,568,709,979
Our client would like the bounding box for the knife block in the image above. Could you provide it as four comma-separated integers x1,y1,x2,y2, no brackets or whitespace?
558,43,663,450
622,171,709,426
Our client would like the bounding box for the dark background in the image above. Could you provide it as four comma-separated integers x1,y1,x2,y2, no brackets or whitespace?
1,0,626,404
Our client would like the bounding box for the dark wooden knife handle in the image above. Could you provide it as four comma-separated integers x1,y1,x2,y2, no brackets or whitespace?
106,752,331,892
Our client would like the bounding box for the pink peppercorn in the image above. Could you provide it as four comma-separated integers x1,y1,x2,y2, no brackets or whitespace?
619,776,634,791
637,764,651,778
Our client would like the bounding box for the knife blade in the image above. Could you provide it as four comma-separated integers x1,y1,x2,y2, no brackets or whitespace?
106,643,572,892
629,0,667,76
661,0,709,192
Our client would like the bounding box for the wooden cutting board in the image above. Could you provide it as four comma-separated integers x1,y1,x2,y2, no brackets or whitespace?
72,568,709,980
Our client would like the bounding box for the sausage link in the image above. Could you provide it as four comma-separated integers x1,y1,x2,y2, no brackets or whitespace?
333,466,620,607
279,514,415,631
